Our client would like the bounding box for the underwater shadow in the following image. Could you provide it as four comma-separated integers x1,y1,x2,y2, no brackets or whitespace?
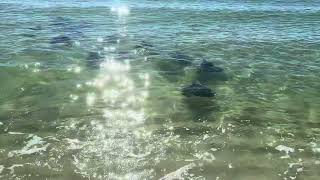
182,96,219,121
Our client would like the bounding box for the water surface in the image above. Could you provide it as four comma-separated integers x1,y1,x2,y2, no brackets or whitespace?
1,0,320,179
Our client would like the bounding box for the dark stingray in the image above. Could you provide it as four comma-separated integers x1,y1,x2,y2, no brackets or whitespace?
181,82,218,121
134,40,154,49
182,82,215,97
199,59,224,73
183,97,219,121
50,17,72,26
50,35,72,45
86,52,103,69
197,59,228,82
28,25,42,31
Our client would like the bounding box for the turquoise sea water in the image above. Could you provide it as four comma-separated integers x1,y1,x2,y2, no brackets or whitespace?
1,0,320,179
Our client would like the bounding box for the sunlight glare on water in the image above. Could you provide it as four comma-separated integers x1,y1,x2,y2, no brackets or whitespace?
111,5,130,17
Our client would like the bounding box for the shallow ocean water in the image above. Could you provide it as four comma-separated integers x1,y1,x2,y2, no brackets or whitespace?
0,0,320,179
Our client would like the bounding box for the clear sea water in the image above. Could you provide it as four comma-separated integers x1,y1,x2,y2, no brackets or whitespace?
0,0,320,179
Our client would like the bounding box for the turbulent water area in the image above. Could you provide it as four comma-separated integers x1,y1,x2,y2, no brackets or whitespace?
0,0,320,179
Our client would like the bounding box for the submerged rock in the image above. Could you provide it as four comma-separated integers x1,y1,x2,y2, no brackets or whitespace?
199,59,223,73
86,52,103,68
182,82,215,97
50,35,72,45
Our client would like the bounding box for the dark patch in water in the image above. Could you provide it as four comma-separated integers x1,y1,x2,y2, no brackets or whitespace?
50,35,72,45
182,82,215,97
86,52,103,68
50,17,72,26
200,59,223,73
28,25,42,31
197,60,228,82
183,96,219,121
135,40,154,49
20,33,36,38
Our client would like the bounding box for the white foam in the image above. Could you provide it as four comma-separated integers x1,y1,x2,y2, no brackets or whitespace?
160,163,196,180
97,37,104,42
8,135,49,157
0,122,3,126
280,155,290,159
8,132,25,135
194,152,216,162
310,142,320,153
69,94,79,101
228,163,233,169
65,138,83,150
313,147,320,153
203,134,210,140
7,164,23,174
0,165,4,174
275,145,294,154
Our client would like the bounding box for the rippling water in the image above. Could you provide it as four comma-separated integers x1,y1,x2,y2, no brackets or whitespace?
1,0,320,179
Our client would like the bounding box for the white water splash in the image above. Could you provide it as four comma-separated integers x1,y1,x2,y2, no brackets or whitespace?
160,163,196,180
0,165,4,174
194,152,216,162
8,135,49,157
8,132,26,135
7,164,23,174
311,142,320,153
275,145,294,154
